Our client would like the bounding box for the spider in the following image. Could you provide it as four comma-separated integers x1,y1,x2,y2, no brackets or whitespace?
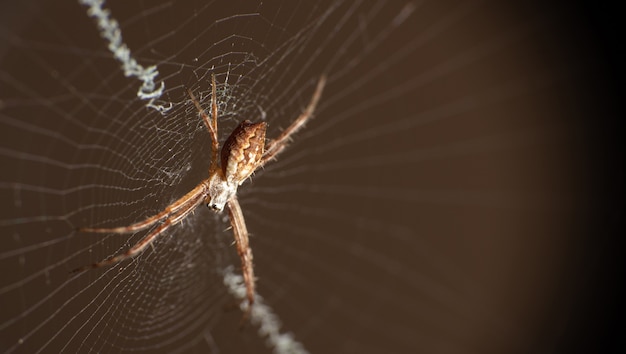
74,73,327,316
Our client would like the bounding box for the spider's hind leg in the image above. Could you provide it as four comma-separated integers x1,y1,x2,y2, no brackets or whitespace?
226,196,257,318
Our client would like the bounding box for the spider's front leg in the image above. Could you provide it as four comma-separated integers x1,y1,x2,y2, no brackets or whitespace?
260,75,326,167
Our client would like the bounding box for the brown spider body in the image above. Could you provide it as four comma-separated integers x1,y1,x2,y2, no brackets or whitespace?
75,74,327,319
221,120,266,185
204,120,266,212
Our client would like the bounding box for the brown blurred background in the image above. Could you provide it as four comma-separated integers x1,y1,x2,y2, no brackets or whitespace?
0,0,623,353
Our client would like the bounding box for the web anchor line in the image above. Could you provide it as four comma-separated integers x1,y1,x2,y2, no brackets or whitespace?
222,266,310,354
79,0,172,114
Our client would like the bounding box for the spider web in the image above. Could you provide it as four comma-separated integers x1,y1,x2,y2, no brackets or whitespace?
0,0,622,353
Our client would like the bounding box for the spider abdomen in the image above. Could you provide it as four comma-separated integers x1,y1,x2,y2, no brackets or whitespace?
221,120,266,185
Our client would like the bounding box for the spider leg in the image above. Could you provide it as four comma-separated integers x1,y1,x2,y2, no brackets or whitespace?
187,73,220,174
72,191,205,273
187,88,218,142
226,196,256,316
260,75,327,167
79,181,209,234
211,73,218,138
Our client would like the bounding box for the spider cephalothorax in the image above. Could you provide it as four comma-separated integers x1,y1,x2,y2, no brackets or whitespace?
75,74,326,317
